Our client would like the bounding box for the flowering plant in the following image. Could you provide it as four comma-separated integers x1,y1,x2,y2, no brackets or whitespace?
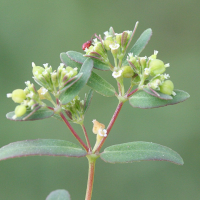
2,22,189,200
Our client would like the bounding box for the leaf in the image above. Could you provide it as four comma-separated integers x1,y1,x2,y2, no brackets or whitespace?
67,51,110,71
60,52,115,97
100,141,184,165
46,189,71,200
87,72,116,97
59,73,83,94
60,58,93,104
143,88,173,100
84,89,93,114
60,52,82,69
0,139,87,161
129,89,190,109
123,28,152,65
6,108,54,121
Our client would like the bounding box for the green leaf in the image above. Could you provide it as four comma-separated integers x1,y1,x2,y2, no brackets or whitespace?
60,52,115,97
0,139,87,161
67,51,110,71
123,28,152,65
6,108,54,121
60,58,93,104
87,72,116,97
100,141,184,165
84,89,93,114
129,89,190,109
59,73,83,94
143,88,173,100
60,52,82,69
46,189,71,200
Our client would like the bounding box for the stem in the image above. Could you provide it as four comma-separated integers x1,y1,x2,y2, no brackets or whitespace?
81,124,92,152
95,102,124,153
60,112,89,152
85,155,98,200
127,88,139,97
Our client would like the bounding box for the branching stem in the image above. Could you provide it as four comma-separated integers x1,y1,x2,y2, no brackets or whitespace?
60,112,89,152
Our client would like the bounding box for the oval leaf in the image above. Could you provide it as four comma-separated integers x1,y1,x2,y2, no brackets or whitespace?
84,89,93,114
46,189,71,200
87,71,116,97
60,58,93,104
60,52,115,97
123,28,152,65
0,139,87,161
60,52,82,69
67,51,110,71
6,108,54,121
100,141,184,165
129,89,190,109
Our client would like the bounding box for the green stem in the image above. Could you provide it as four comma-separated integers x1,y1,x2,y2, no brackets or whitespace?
85,155,98,200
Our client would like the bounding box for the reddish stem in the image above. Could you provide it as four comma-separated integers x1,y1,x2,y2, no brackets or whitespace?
60,112,89,152
47,106,54,111
95,102,124,153
82,124,92,152
127,88,139,97
85,158,96,200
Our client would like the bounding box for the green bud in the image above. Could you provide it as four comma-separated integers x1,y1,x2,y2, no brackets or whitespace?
7,89,26,103
160,80,174,95
121,66,134,78
104,39,113,51
149,59,166,76
32,66,44,79
94,42,104,56
14,105,27,118
115,33,122,45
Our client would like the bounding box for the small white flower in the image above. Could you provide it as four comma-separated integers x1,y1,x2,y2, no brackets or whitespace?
104,31,109,37
41,88,48,95
144,68,150,76
25,81,30,86
98,128,107,137
154,50,159,55
32,62,36,68
163,73,170,79
165,63,170,67
59,63,64,68
7,93,12,98
109,43,120,50
93,38,98,44
43,63,48,68
172,91,176,96
112,70,123,78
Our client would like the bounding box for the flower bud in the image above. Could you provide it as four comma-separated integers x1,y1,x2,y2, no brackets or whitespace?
160,80,174,95
149,59,166,76
14,105,27,118
121,66,134,78
150,79,161,90
32,62,44,79
94,42,104,56
150,50,159,59
7,89,26,103
115,33,122,45
37,87,52,101
104,36,114,51
109,43,120,57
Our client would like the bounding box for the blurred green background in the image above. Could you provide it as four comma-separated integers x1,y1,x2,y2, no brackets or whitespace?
0,0,199,199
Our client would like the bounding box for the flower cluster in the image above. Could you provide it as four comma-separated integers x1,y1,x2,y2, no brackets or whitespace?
127,51,175,95
32,62,78,95
62,96,85,124
7,62,79,119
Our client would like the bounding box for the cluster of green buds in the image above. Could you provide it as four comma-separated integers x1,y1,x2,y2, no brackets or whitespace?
7,81,45,119
127,50,175,96
32,62,78,96
83,26,133,66
62,96,85,124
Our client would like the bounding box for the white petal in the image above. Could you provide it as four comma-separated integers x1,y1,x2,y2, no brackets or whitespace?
32,62,36,68
154,50,159,55
7,93,12,98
